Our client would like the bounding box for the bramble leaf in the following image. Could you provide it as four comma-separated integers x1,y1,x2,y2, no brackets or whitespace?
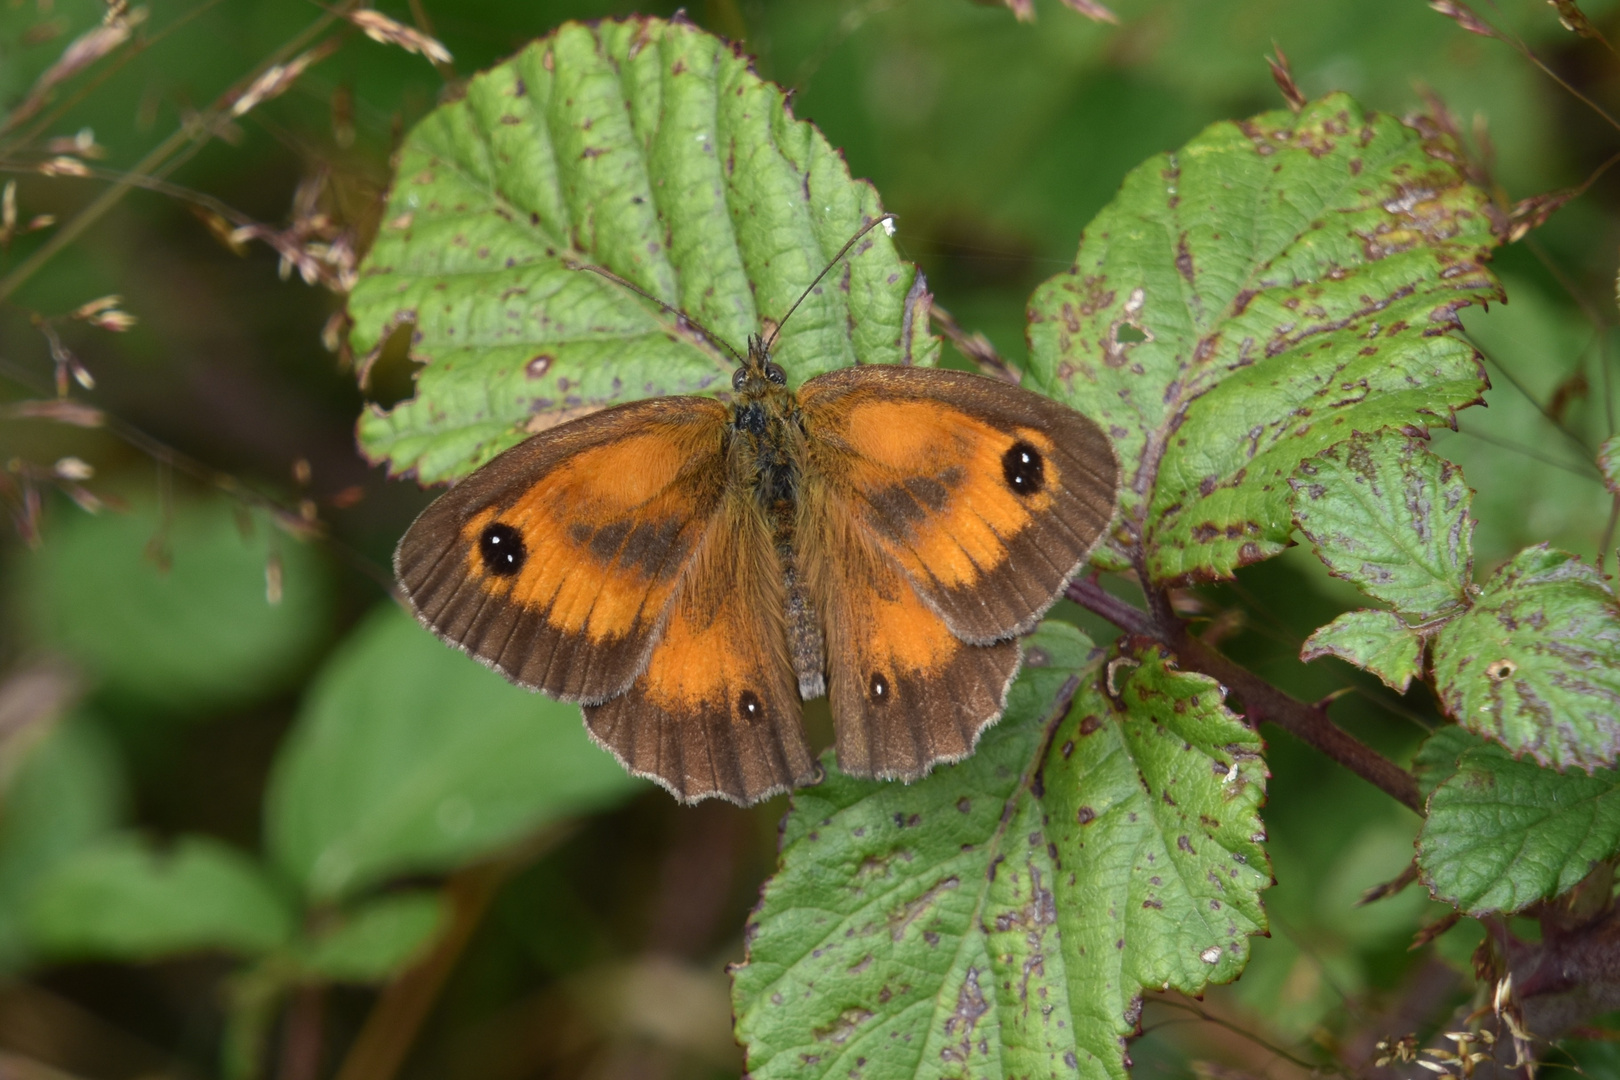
1417,730,1620,915
1291,432,1474,620
1300,608,1423,692
266,605,641,903
299,891,446,982
349,16,934,485
1600,433,1620,496
1027,94,1498,585
1431,546,1620,771
27,835,295,960
732,627,1269,1080
1412,722,1478,800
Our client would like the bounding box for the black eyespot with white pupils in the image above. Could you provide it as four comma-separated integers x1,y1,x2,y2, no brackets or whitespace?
869,672,890,704
764,361,787,385
478,521,526,576
738,689,764,723
1001,440,1045,496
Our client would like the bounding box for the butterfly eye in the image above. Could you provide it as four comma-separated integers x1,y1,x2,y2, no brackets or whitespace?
764,362,787,385
732,368,749,391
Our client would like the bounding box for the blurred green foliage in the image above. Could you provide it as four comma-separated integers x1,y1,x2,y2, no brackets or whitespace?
267,605,642,904
12,496,331,712
3,0,1620,1077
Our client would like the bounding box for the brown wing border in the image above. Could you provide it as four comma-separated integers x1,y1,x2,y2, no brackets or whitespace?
798,365,1121,645
393,396,730,705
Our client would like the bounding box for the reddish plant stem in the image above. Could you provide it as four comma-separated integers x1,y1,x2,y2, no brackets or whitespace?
276,984,325,1080
1064,577,1424,814
332,825,574,1080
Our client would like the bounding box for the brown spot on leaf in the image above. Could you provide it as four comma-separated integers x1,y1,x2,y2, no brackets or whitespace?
813,1007,874,1045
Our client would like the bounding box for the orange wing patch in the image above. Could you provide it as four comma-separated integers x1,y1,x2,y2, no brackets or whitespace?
800,508,1019,780
800,366,1118,645
584,496,815,804
396,397,729,705
836,397,1059,589
456,440,707,646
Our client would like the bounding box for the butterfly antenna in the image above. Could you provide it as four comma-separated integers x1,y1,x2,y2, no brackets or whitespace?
762,213,898,354
569,261,747,366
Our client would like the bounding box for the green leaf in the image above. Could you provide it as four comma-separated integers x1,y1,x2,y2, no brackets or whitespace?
266,605,642,903
1026,93,1498,585
10,495,330,712
1601,433,1620,497
0,712,124,970
1290,432,1474,620
27,835,295,961
1432,546,1620,771
1300,608,1423,693
299,891,446,983
1417,733,1620,915
349,16,934,485
1412,723,1478,801
732,627,1269,1080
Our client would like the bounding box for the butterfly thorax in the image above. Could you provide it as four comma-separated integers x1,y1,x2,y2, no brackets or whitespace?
726,336,802,513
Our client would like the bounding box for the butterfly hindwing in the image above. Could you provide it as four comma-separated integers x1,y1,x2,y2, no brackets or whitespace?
397,362,1118,801
801,503,1020,779
799,366,1119,644
395,397,731,705
584,490,815,803
797,366,1117,780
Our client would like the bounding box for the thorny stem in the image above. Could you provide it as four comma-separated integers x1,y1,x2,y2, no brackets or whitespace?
1064,577,1425,814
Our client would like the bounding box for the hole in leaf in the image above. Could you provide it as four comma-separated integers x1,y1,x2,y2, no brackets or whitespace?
363,318,423,410
1116,323,1148,344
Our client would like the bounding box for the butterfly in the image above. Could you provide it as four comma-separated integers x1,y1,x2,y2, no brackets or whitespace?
394,225,1120,805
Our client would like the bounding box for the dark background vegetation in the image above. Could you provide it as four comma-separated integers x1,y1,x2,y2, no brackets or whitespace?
2,0,1619,1077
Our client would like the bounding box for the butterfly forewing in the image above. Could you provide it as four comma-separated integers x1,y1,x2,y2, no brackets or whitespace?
394,397,731,705
799,366,1120,644
395,360,1120,803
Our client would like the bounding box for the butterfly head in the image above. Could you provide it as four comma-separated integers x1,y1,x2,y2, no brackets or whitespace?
730,334,788,396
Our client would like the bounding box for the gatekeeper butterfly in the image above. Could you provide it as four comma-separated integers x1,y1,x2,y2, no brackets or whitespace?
395,220,1119,805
